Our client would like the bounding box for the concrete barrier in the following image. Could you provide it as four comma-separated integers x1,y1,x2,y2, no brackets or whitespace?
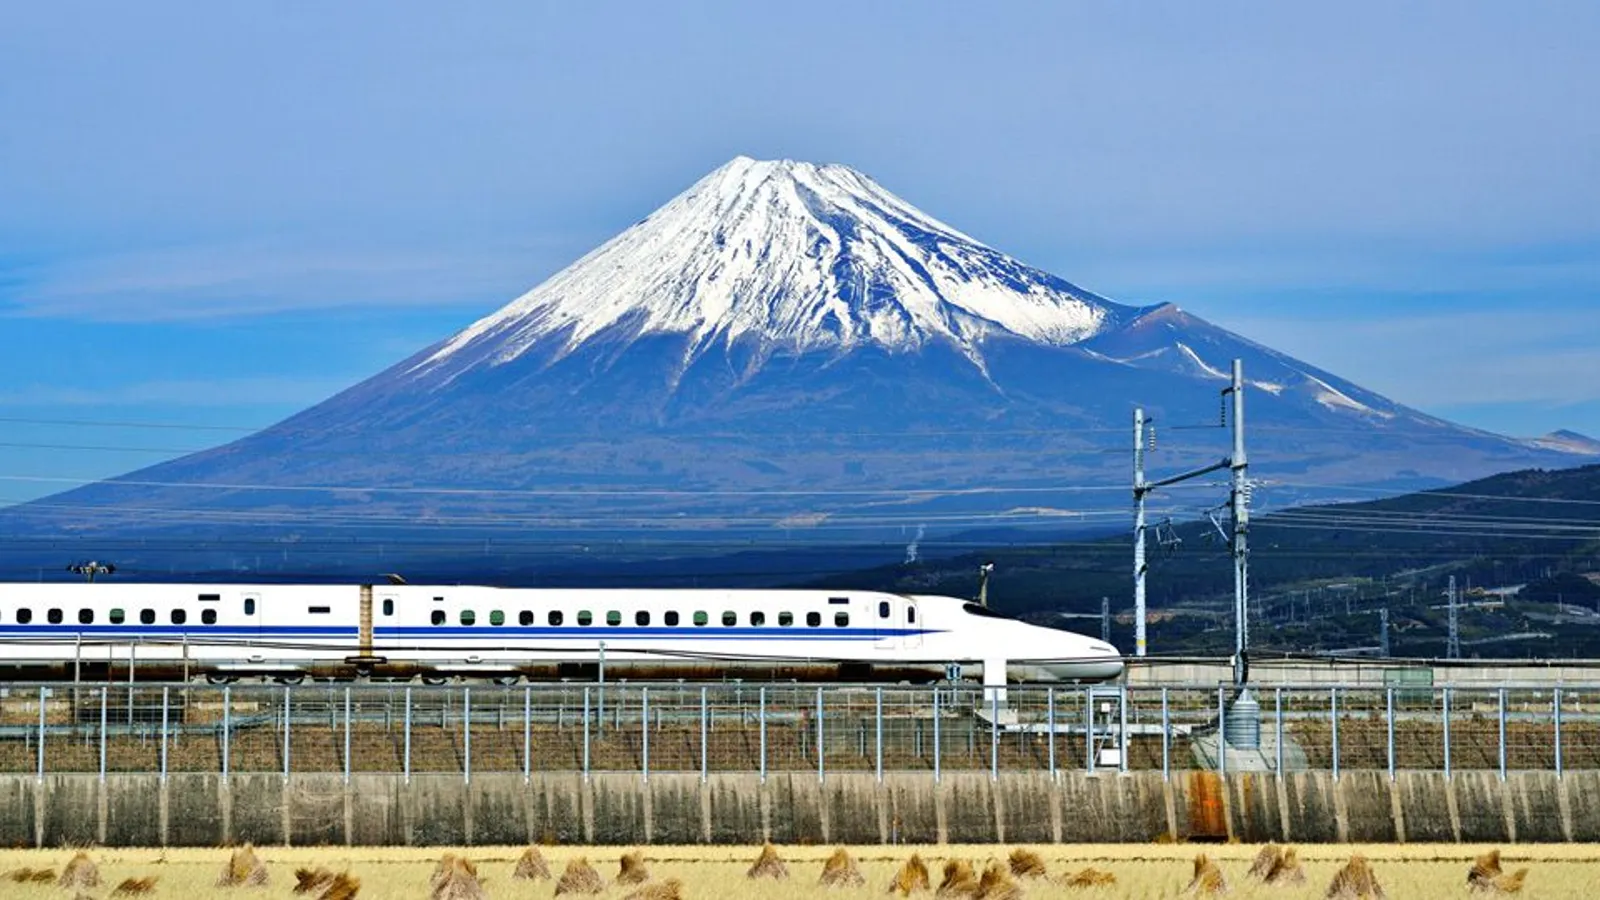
0,769,1583,847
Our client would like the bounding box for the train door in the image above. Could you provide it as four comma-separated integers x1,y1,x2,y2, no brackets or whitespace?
875,597,923,649
902,598,923,649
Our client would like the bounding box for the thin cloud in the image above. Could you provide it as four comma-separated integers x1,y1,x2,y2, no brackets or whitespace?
0,375,363,408
1,236,583,323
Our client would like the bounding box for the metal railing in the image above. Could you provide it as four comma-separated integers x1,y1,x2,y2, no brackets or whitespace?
0,682,1591,780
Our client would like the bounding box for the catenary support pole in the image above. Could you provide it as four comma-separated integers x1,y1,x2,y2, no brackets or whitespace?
1160,688,1170,780
1134,407,1148,658
758,687,767,784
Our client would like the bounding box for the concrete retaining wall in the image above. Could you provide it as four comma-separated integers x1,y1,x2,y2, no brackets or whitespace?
0,770,1578,847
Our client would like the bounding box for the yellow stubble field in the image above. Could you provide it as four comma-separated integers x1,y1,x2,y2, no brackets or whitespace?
0,843,1594,899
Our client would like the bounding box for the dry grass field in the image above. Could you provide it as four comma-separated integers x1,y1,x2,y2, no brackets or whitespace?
0,843,1592,899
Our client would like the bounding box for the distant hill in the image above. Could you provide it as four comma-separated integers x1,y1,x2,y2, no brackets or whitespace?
815,464,1600,660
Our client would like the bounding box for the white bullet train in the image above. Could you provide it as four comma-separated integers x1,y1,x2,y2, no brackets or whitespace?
0,582,1124,685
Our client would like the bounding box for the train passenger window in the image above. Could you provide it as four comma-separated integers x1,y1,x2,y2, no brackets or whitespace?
750,611,765,626
78,609,94,625
433,596,444,603
201,609,217,625
109,609,125,625
828,596,849,605
47,609,63,624
490,610,505,626
835,612,850,627
139,609,154,625
577,611,593,626
519,611,533,626
779,612,793,626
549,611,564,626
635,611,650,626
664,611,679,626
878,601,890,619
692,611,708,626
806,612,821,627
382,599,395,616
431,610,446,626
460,610,476,626
171,609,187,625
244,598,256,616
308,606,331,614
606,611,621,626
16,609,31,624
199,594,220,603
721,611,737,627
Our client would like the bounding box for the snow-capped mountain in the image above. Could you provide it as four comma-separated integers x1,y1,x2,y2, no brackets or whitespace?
0,157,1589,577
413,156,1131,380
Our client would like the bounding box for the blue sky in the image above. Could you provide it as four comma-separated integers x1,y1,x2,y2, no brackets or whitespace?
1,2,1597,505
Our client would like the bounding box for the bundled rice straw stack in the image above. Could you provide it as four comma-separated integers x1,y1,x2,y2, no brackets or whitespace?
1183,854,1228,897
513,846,552,881
820,847,866,888
216,843,270,888
1325,856,1385,900
555,857,606,896
746,843,789,880
887,854,931,896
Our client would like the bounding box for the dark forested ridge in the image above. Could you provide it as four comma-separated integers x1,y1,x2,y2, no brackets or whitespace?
814,464,1600,660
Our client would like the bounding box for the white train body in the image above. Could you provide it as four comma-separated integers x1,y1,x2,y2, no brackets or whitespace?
0,583,1123,684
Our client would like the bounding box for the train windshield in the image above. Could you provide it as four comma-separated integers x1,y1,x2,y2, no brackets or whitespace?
961,603,1015,620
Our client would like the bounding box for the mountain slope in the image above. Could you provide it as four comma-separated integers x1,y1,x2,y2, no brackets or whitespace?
0,157,1589,578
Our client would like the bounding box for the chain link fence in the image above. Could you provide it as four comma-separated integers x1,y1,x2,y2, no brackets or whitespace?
0,681,1592,779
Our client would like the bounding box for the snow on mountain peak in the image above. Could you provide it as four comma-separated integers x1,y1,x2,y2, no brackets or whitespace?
415,157,1126,375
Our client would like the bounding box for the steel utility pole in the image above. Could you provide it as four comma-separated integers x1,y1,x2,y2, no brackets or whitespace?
1133,408,1148,657
1379,607,1391,658
1101,596,1111,644
1226,359,1249,685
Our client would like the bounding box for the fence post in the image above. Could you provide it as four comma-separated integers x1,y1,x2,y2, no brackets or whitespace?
98,687,107,783
641,687,650,783
1047,687,1057,779
156,686,169,782
980,688,993,781
1216,686,1226,779
283,687,292,782
403,686,412,785
816,686,825,784
1554,687,1564,779
757,687,767,784
582,686,591,781
1119,686,1129,774
1330,687,1340,781
932,688,941,784
343,687,352,785
222,685,231,783
1086,688,1097,775
1275,688,1284,774
1160,688,1170,780
522,687,532,784
875,688,884,784
1442,687,1452,781
463,687,472,786
1386,687,1396,781
1497,687,1507,781
37,685,46,781
700,686,708,784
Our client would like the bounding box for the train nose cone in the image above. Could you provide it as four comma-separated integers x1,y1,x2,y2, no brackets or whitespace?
1043,642,1125,682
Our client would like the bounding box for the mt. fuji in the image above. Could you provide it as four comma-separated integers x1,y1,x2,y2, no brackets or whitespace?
2,157,1590,576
